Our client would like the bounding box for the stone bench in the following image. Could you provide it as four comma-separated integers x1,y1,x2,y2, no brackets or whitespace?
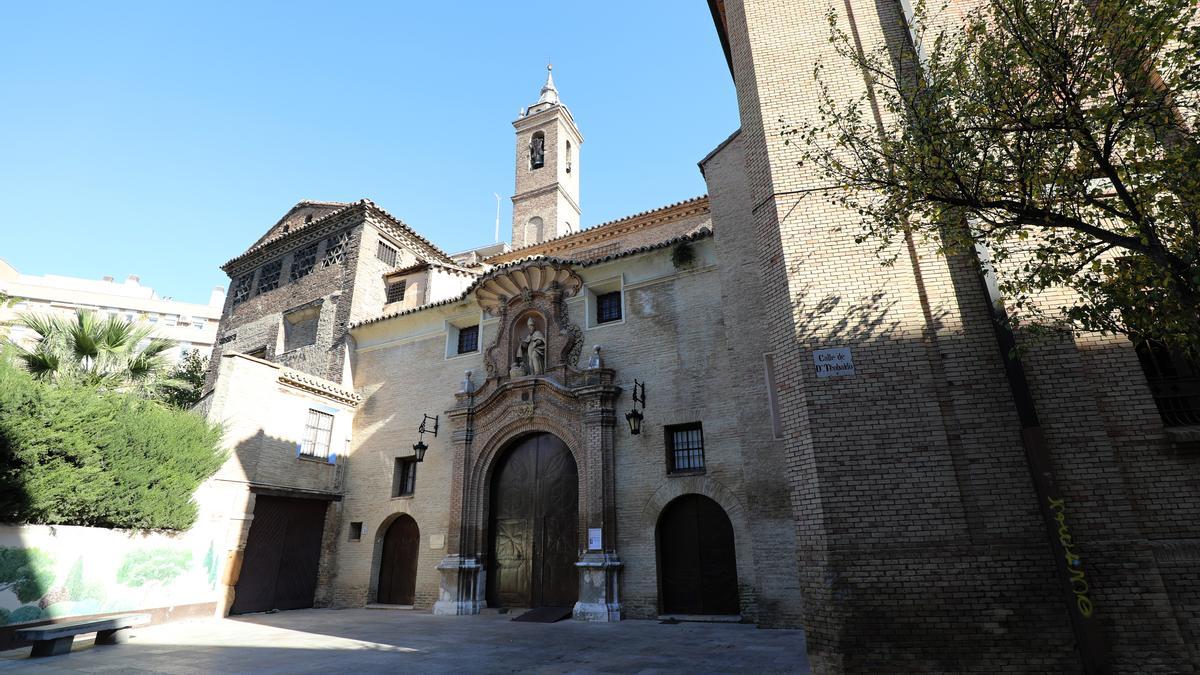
16,613,150,657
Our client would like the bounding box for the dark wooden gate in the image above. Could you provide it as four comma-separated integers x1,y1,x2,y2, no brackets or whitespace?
230,495,328,615
658,494,739,615
488,433,578,608
377,515,419,605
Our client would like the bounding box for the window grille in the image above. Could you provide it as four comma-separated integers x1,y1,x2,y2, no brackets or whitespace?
1135,340,1200,427
256,259,282,294
596,291,622,324
393,457,417,497
290,243,318,281
231,273,254,305
323,231,352,267
666,423,705,474
377,242,398,267
301,409,335,459
457,325,479,354
386,280,407,304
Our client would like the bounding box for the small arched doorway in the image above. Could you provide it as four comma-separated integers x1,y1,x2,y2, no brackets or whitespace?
657,494,739,615
377,514,419,605
487,432,579,608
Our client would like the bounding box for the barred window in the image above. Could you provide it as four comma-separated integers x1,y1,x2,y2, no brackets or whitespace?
596,291,622,324
290,243,318,281
665,422,705,474
386,280,407,304
377,241,398,267
457,325,479,354
301,409,335,459
256,259,282,294
393,457,417,497
323,231,352,267
231,272,254,305
1135,339,1200,427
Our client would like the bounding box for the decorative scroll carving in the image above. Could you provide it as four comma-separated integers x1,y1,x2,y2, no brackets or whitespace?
474,261,584,384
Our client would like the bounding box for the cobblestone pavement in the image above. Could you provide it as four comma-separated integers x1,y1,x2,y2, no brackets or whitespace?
0,608,809,673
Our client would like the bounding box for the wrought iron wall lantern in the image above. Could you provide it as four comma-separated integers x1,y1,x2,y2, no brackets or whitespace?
625,379,646,435
413,414,439,461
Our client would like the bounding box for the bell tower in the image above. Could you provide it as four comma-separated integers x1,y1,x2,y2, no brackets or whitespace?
511,65,583,249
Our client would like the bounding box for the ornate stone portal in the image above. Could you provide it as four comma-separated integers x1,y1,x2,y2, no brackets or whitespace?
433,260,623,621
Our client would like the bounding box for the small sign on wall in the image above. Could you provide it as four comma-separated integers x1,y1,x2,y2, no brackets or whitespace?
430,534,446,550
587,528,602,551
813,347,855,378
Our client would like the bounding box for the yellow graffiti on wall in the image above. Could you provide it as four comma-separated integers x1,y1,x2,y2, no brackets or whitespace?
1047,497,1095,618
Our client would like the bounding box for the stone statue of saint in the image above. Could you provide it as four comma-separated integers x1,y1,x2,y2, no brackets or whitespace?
520,317,546,376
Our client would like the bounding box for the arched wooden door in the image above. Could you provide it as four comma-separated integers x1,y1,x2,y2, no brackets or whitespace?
377,515,419,605
488,433,579,608
657,494,740,615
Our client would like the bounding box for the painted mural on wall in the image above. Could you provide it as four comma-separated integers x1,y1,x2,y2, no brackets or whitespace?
0,524,219,626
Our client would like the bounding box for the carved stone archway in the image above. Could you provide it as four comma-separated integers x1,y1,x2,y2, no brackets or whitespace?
432,260,623,621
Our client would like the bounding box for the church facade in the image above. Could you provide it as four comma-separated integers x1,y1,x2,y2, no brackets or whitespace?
198,2,1200,672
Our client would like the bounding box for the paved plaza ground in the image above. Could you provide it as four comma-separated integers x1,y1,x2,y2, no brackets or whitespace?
0,608,809,673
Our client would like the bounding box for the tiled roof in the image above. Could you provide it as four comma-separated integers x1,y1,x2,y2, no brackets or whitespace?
223,199,455,271
351,225,713,329
225,352,361,406
484,195,710,264
385,259,481,279
277,368,363,407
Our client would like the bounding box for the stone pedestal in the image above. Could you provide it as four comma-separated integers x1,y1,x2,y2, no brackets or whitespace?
573,552,623,621
433,555,486,616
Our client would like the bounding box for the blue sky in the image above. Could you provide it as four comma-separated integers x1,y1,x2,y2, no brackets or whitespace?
0,1,738,304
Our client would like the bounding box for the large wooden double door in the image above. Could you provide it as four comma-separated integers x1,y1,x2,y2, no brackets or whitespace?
231,495,328,615
488,433,579,608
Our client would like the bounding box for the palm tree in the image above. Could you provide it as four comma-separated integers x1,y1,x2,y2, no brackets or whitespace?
11,309,176,396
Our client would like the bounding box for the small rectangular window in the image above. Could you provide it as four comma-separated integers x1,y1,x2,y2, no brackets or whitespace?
348,522,363,541
386,280,407,304
256,259,282,294
323,231,352,267
377,242,398,267
457,325,479,354
290,243,318,281
301,409,335,459
393,457,417,497
665,422,705,474
596,291,622,324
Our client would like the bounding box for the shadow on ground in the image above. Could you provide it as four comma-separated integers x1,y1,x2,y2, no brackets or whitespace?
0,607,810,674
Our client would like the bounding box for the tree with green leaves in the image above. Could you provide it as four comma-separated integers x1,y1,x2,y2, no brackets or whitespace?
791,0,1200,354
160,349,209,409
11,309,177,397
0,359,225,530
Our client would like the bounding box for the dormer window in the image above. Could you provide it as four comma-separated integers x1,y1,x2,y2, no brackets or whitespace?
530,131,545,170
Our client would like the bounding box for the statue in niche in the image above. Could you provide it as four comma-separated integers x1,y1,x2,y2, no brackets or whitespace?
519,317,546,376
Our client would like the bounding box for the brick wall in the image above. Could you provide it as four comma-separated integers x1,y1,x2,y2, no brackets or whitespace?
720,0,1199,670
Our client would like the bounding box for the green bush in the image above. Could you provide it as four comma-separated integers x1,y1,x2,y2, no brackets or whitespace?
0,360,225,530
